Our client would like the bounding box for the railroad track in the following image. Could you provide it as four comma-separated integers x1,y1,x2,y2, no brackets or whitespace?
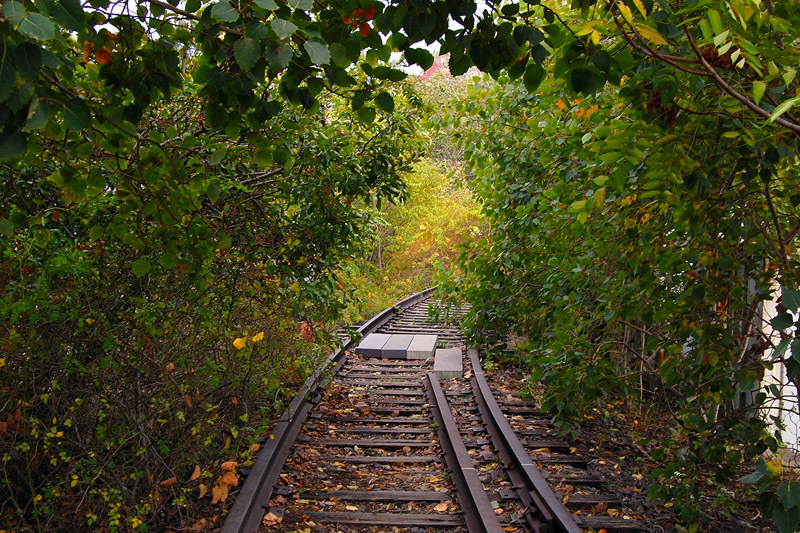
223,289,642,532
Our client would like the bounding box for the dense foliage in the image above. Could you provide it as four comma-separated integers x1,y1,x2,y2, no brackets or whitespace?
434,0,800,529
339,158,482,320
3,0,800,529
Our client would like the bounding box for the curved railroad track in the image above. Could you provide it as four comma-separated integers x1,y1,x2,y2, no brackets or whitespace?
222,289,643,532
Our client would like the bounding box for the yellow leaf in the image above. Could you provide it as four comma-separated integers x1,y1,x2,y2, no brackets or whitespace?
85,318,95,325
766,458,782,476
0,358,5,368
263,511,283,526
632,0,647,17
190,465,201,481
636,24,668,45
575,20,599,36
220,461,237,471
198,484,208,498
251,331,265,343
249,443,261,453
290,281,300,293
433,501,449,512
617,2,633,23
233,337,246,350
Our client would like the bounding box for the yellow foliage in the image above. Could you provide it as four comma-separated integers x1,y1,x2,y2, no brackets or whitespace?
232,337,246,350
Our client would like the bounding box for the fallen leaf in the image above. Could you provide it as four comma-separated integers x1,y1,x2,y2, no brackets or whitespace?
198,484,208,498
190,465,201,481
345,505,358,511
219,472,239,487
250,443,261,453
191,518,210,531
607,508,620,517
434,501,448,512
159,477,178,487
211,484,229,504
220,461,237,471
166,362,175,372
263,511,283,526
592,502,609,514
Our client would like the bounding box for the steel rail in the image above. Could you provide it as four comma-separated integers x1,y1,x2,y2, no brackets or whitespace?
425,372,504,533
469,348,583,533
222,288,435,533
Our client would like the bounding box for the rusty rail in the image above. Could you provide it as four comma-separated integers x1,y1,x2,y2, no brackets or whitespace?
469,348,583,533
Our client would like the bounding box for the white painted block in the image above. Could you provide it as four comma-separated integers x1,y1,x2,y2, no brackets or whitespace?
407,335,438,360
355,333,391,357
433,348,463,379
381,334,415,359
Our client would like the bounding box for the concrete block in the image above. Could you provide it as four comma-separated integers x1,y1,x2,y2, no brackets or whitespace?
355,333,391,357
407,335,438,360
433,348,463,380
381,334,415,359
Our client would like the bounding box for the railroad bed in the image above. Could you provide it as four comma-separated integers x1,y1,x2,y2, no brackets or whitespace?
223,290,644,533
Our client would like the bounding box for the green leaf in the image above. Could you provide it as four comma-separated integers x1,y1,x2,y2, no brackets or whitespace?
752,81,766,105
266,42,292,69
13,43,43,81
768,96,800,124
24,97,50,130
0,130,27,160
274,147,291,165
591,50,611,72
234,38,260,71
571,68,594,94
289,0,312,8
329,42,347,65
159,252,179,269
303,41,330,65
64,97,91,130
740,470,763,484
0,63,18,104
791,339,800,362
89,225,104,240
131,258,151,277
211,1,239,23
448,53,471,77
778,481,800,509
707,9,723,34
357,106,376,124
18,13,56,41
375,92,394,113
0,219,13,237
271,19,297,39
52,0,85,31
771,313,794,331
775,338,791,359
4,1,25,25
523,62,545,92
783,287,800,312
207,183,221,203
254,0,277,9
773,504,800,533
